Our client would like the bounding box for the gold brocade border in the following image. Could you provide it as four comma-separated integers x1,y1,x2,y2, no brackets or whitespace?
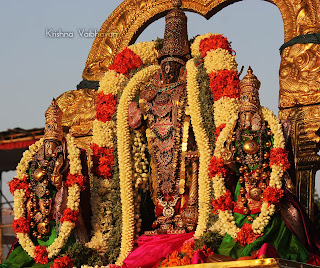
168,258,315,268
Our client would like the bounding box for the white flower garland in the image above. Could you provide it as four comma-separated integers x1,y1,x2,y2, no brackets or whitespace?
14,133,82,259
204,48,237,74
128,41,158,65
88,69,128,253
116,65,160,265
211,107,285,237
186,59,212,238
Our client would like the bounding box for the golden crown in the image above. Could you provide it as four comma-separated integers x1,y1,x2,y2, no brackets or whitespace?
158,0,190,61
44,99,63,141
239,67,261,113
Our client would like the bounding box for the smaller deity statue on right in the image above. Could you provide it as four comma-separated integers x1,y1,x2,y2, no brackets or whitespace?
210,67,320,264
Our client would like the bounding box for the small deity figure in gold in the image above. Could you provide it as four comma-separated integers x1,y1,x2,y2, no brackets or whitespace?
26,100,89,241
128,0,198,234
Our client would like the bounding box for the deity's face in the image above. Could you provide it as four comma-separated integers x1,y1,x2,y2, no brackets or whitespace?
44,140,60,158
239,111,254,131
160,60,183,84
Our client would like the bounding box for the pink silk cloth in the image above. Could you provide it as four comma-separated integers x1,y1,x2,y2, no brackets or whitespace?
123,232,194,268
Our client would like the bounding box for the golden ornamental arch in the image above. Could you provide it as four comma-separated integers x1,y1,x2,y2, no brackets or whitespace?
58,0,320,217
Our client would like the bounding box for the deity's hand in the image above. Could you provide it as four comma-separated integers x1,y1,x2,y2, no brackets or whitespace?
128,101,142,129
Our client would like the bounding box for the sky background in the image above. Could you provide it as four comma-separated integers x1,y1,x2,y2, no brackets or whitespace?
0,0,319,204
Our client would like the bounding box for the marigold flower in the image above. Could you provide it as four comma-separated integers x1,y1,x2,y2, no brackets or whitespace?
209,70,240,101
65,173,86,189
96,92,117,123
50,255,74,268
212,190,235,213
199,34,232,58
8,176,30,197
34,245,49,264
209,156,228,178
12,218,30,234
60,208,79,223
235,223,262,247
262,186,284,207
109,48,143,75
269,148,290,171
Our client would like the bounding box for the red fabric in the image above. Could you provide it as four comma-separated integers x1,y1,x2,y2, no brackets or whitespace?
0,139,39,150
251,243,280,259
123,232,194,268
306,253,320,266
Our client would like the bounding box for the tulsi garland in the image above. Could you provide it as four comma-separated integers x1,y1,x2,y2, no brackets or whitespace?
11,134,84,262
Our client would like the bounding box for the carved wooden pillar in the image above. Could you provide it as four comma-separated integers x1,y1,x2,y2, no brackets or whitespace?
278,0,320,217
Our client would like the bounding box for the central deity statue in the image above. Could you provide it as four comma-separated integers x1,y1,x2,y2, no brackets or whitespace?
129,0,198,235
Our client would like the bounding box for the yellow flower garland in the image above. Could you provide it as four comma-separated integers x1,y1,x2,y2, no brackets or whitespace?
204,48,237,74
128,41,159,65
14,133,83,260
186,59,212,238
116,65,160,265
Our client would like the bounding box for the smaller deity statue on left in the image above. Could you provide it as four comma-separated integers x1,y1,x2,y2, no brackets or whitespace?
3,100,91,268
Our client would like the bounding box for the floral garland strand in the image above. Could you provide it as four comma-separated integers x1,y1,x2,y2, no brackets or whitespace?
89,41,158,255
11,133,84,263
211,107,287,244
186,59,212,238
116,65,160,265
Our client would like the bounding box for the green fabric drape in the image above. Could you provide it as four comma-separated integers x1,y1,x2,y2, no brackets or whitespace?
217,182,310,262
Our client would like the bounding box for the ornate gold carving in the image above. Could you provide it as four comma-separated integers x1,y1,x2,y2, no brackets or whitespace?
279,105,320,217
56,88,97,138
279,43,320,108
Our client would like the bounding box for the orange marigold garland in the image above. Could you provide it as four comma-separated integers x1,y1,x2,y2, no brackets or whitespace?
212,191,235,214
214,123,226,143
269,148,290,171
91,143,114,179
262,187,284,207
199,34,232,58
12,218,30,234
8,176,30,197
34,245,49,264
208,70,240,101
209,156,228,178
60,208,79,223
96,92,117,123
109,48,143,76
160,241,196,267
65,173,86,189
50,255,74,268
235,224,262,247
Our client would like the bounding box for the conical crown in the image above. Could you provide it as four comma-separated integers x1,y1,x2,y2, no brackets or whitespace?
239,67,261,113
44,99,63,141
158,0,190,61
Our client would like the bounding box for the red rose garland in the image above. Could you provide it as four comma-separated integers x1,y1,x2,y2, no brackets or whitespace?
50,255,74,268
34,245,49,264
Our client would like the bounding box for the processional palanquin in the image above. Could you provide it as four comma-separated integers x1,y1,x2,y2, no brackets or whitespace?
56,0,320,225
